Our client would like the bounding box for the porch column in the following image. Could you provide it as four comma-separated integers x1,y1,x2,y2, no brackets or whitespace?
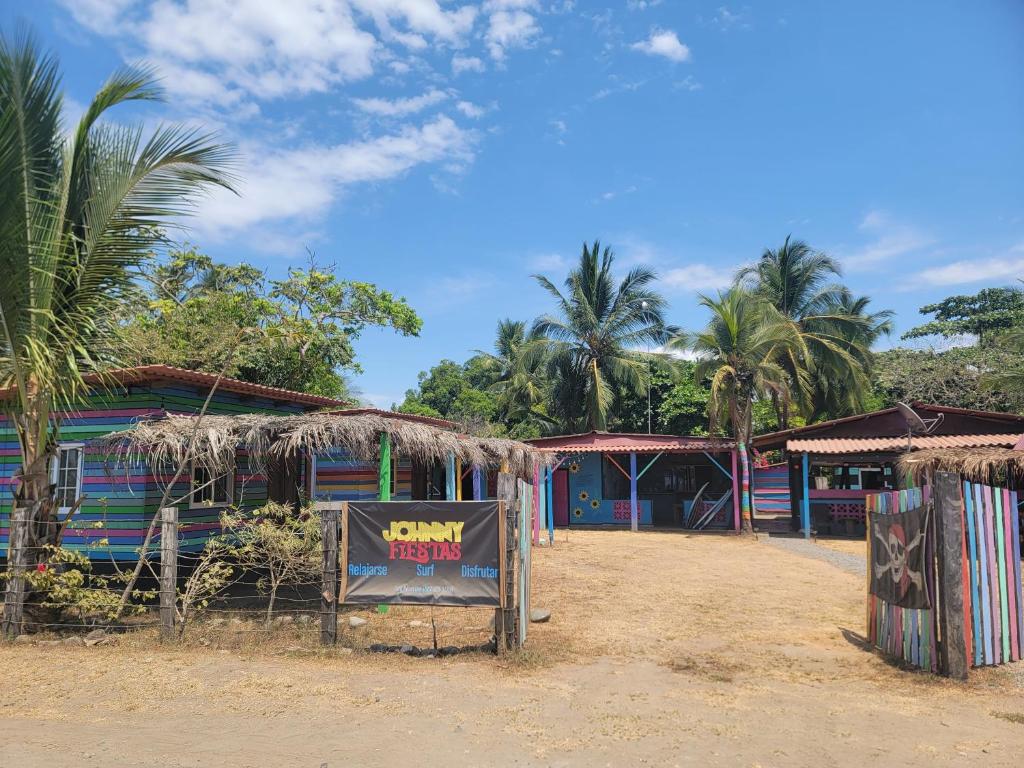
801,452,811,539
546,466,555,544
630,452,639,532
533,464,541,544
446,453,457,501
377,432,392,501
472,465,483,500
731,448,741,532
455,457,463,501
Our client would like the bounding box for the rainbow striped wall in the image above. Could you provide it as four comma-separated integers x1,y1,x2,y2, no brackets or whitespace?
312,449,412,501
752,463,790,515
0,382,312,561
866,482,1024,672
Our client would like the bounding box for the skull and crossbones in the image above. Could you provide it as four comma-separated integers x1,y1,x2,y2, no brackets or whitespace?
874,522,925,594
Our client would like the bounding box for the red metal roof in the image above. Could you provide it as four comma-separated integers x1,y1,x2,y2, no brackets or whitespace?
788,433,1022,455
527,431,734,453
81,365,349,409
754,402,1024,450
328,407,457,429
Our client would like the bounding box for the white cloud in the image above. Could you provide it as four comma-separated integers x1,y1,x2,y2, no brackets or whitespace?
631,28,691,62
484,0,541,61
452,54,486,75
840,210,934,270
59,0,483,107
527,253,569,271
707,6,751,31
455,100,486,118
626,0,663,9
662,264,733,291
353,88,449,117
915,244,1024,287
675,75,702,92
195,116,478,236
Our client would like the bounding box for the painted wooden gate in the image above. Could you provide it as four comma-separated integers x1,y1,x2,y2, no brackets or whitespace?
866,478,1023,676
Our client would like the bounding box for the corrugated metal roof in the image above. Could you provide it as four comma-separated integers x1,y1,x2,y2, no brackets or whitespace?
528,431,734,453
84,365,349,408
754,402,1024,448
788,433,1023,455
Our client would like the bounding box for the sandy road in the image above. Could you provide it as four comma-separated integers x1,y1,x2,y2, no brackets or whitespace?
2,530,1022,767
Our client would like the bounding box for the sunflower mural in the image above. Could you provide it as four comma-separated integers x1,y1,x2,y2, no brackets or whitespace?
578,490,589,501
573,508,583,518
568,461,580,474
590,499,600,509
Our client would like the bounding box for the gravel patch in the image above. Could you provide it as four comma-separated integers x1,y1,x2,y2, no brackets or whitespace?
763,535,865,576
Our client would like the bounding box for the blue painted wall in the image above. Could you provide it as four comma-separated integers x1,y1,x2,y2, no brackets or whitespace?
565,452,652,525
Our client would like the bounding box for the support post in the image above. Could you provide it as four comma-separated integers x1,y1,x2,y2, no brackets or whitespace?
934,471,968,679
472,465,482,500
536,462,544,548
320,505,340,646
546,467,555,545
801,452,811,539
1,504,31,639
495,472,518,652
731,449,741,532
377,432,391,501
456,457,463,501
159,506,178,641
446,453,457,501
630,452,639,532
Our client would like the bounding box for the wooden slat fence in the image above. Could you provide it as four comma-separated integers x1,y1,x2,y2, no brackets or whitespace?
866,479,1023,675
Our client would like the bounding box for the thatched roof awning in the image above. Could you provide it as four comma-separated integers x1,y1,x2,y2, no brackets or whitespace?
96,411,549,479
900,446,1024,484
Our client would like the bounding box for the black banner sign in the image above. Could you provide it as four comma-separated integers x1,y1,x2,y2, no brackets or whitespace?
870,505,932,609
343,501,502,607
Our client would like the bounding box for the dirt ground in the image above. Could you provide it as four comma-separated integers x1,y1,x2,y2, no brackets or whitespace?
2,529,1023,767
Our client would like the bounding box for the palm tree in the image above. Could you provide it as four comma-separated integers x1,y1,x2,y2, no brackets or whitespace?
688,289,804,532
0,34,235,556
532,241,676,432
736,236,879,427
474,319,548,426
808,293,894,419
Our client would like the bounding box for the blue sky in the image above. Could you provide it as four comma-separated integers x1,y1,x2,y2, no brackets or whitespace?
7,1,1024,406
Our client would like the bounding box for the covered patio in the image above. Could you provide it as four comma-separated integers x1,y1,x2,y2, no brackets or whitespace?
527,432,740,534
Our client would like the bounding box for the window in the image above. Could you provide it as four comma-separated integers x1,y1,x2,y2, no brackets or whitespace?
50,444,84,512
191,464,233,507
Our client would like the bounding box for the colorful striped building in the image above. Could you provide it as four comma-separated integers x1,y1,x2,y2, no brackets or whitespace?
0,365,428,560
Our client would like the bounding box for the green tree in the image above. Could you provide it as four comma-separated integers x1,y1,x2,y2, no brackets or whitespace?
736,236,887,425
0,35,234,562
121,249,421,397
688,289,804,531
872,345,1024,414
614,363,710,436
397,359,502,434
902,287,1024,346
532,240,677,432
473,319,550,430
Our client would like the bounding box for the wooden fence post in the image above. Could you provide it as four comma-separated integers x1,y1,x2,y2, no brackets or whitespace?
320,504,340,646
496,472,518,652
933,471,968,679
2,504,31,639
159,506,178,641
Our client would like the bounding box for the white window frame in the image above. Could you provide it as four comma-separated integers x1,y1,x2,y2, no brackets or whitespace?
50,443,85,514
189,462,235,508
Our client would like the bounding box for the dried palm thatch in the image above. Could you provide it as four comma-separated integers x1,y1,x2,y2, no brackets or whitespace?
900,446,1024,484
96,411,550,480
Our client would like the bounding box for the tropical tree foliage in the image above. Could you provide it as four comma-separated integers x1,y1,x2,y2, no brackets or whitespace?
120,247,422,398
0,34,234,551
531,240,677,431
736,236,891,424
902,287,1024,345
687,289,804,530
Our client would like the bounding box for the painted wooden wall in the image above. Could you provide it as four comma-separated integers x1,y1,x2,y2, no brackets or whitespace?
0,382,311,560
311,448,412,502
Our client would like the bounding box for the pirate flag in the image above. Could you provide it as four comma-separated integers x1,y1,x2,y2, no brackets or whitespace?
869,505,932,609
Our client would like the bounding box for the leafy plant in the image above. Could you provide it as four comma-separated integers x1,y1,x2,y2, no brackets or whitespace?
221,503,321,626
